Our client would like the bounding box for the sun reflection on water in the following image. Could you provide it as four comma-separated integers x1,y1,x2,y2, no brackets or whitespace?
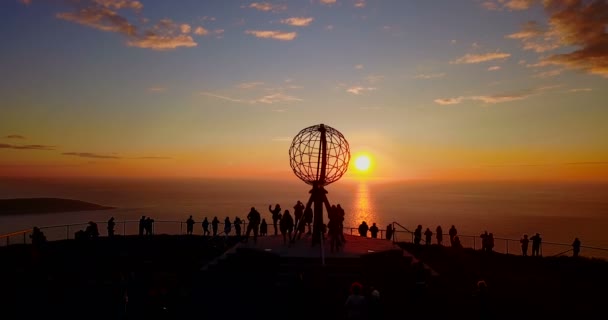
348,182,377,228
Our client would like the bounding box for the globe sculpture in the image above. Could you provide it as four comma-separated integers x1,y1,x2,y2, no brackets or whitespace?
289,124,350,247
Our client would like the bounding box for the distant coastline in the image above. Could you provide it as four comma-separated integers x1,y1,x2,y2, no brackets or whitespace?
0,198,114,215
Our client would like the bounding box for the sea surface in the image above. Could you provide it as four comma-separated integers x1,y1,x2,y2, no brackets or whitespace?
1,178,607,257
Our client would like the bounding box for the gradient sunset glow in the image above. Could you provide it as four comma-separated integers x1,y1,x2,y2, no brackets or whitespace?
1,0,607,181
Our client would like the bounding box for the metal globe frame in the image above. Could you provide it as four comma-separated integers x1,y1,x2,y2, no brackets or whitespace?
288,124,350,248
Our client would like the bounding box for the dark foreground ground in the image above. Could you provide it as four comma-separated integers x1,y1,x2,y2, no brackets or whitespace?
0,235,605,319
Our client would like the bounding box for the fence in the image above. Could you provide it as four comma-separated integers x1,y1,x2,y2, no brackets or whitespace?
2,220,607,259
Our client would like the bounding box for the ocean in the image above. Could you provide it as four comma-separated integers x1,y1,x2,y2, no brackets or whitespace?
1,178,607,257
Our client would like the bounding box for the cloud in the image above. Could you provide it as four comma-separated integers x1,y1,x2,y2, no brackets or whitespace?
200,92,247,103
326,25,334,30
414,73,446,79
180,24,191,34
133,156,172,160
434,97,465,105
237,82,264,89
280,17,314,27
5,135,26,139
354,0,366,8
481,0,534,11
487,66,501,71
47,1,200,50
147,86,167,92
346,86,376,95
506,21,560,53
256,93,302,104
538,0,608,78
354,64,364,70
434,86,557,105
481,1,500,10
194,26,209,36
533,69,563,78
0,144,55,150
62,152,121,159
245,30,297,41
450,52,511,64
568,88,592,93
366,75,384,83
319,0,337,5
247,2,287,12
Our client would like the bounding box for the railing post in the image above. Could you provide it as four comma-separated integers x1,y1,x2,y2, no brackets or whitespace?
473,237,476,250
380,230,383,239
180,222,183,234
66,225,70,240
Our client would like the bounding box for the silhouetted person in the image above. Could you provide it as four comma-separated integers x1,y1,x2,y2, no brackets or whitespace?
424,227,432,245
224,217,231,236
386,224,393,240
107,217,115,237
414,225,422,245
336,204,346,242
293,200,304,229
296,214,306,240
246,207,261,243
234,217,242,237
480,231,489,252
139,216,146,236
304,206,313,234
269,204,282,236
211,217,219,236
449,225,458,246
86,221,99,238
202,217,210,236
369,223,379,238
145,217,154,235
474,280,491,320
328,217,342,252
452,235,462,249
345,282,366,320
260,218,268,236
358,221,369,237
30,226,46,247
487,233,495,252
531,233,542,256
186,215,195,235
368,286,381,320
436,225,443,245
520,234,529,256
280,210,294,244
572,237,581,257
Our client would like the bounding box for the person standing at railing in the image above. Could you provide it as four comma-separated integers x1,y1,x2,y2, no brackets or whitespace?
572,238,581,257
385,224,393,241
530,233,542,256
224,217,232,236
293,200,304,229
145,217,154,235
424,227,432,246
186,215,195,235
369,223,379,239
245,207,261,244
414,225,422,245
139,216,146,236
304,206,313,234
436,225,443,245
488,233,495,252
107,217,115,237
480,231,489,252
449,225,458,246
269,204,282,236
202,217,210,236
520,234,529,256
260,218,267,236
234,217,242,237
337,204,346,243
280,210,294,244
211,217,219,237
358,221,369,238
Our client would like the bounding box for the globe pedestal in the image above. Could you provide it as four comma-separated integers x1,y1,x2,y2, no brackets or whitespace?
308,184,330,247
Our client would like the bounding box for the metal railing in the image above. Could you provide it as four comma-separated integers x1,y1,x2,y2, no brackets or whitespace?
2,219,607,259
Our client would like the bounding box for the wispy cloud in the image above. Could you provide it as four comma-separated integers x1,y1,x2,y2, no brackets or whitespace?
319,0,337,5
246,2,287,12
506,21,560,53
354,64,364,70
346,86,376,95
245,30,297,41
0,144,55,150
47,1,200,50
487,66,501,71
568,88,593,93
280,17,314,27
237,82,265,89
200,92,247,103
366,75,384,84
200,91,302,104
434,86,558,105
5,135,26,139
147,86,167,92
62,152,121,159
414,73,446,79
450,52,511,64
481,0,535,11
354,0,366,8
533,69,564,78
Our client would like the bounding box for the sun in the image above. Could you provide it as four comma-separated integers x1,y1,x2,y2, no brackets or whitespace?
354,155,371,172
